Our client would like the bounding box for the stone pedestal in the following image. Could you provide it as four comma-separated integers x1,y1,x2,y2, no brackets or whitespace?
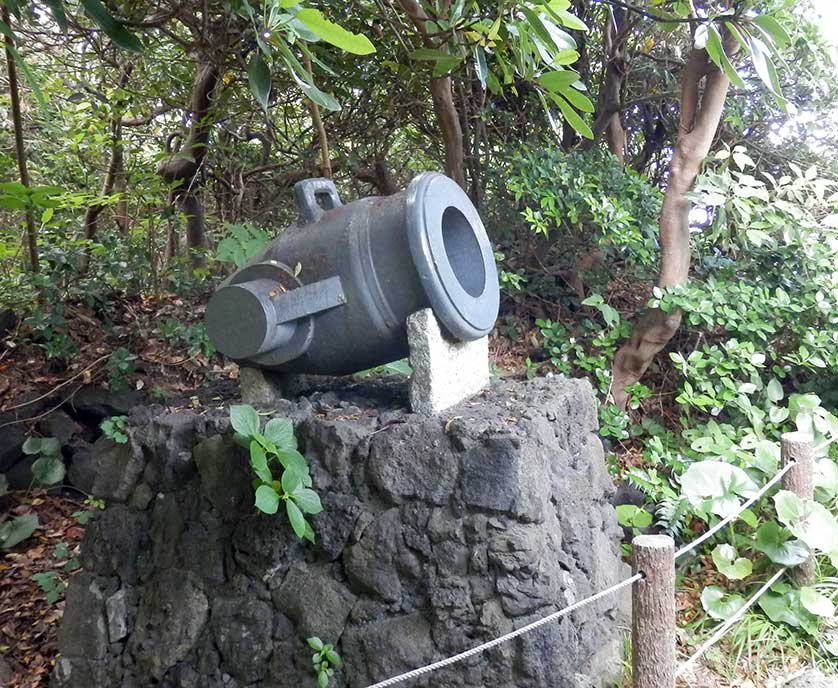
53,377,628,688
407,308,490,415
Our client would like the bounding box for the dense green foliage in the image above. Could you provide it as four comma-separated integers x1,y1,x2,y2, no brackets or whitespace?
2,0,838,680
510,148,838,671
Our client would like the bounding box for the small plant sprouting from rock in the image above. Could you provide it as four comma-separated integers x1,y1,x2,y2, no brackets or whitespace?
72,497,105,525
307,636,341,687
230,404,322,542
101,416,129,443
101,415,129,444
22,436,65,486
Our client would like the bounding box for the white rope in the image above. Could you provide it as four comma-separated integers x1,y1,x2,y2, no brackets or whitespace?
364,461,797,688
675,567,787,677
365,573,643,688
675,462,796,560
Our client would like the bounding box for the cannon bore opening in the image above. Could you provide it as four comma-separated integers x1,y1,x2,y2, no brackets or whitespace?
441,206,485,298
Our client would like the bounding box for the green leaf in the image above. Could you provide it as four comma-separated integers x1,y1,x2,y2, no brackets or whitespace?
740,508,758,528
247,52,272,110
752,440,779,474
325,649,341,667
250,442,272,483
705,24,745,89
32,456,65,486
263,418,296,451
254,484,280,514
285,498,307,539
292,487,323,515
754,521,810,566
408,48,455,61
775,490,801,524
746,228,772,247
538,70,578,92
39,438,61,456
551,49,579,65
800,587,834,618
744,31,781,97
766,378,784,403
681,460,758,518
292,71,341,112
303,520,316,544
558,85,593,113
615,504,652,528
0,19,15,41
0,514,39,549
307,637,324,652
3,0,23,19
3,42,47,110
815,459,838,499
752,15,790,49
22,438,42,455
0,182,27,194
295,9,375,55
317,670,329,688
701,585,746,620
759,589,807,628
276,448,308,476
79,0,144,53
711,544,753,580
382,359,412,376
550,7,587,31
473,46,488,88
42,0,68,31
549,93,592,139
775,490,838,563
0,194,26,210
520,7,559,56
281,467,302,495
432,56,463,77
230,405,260,437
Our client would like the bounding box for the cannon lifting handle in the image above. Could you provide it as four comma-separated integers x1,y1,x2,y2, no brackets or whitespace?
294,178,342,224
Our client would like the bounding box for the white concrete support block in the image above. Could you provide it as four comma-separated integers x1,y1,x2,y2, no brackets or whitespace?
407,308,490,415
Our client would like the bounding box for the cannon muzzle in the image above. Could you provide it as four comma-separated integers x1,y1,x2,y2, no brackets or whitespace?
206,172,499,375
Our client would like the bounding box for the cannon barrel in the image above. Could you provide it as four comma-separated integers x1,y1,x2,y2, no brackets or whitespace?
205,172,499,375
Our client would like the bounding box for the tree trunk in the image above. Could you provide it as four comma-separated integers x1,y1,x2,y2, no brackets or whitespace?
397,0,466,188
78,120,125,271
78,63,133,272
431,76,465,187
303,53,332,179
610,44,733,409
3,7,39,273
115,166,129,235
584,7,628,162
157,61,220,267
457,77,482,205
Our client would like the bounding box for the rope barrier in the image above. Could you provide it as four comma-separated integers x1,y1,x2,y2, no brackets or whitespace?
364,573,643,688
675,461,796,560
675,567,787,677
364,459,798,687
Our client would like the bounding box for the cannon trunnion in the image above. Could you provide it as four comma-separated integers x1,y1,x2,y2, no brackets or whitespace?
206,172,499,375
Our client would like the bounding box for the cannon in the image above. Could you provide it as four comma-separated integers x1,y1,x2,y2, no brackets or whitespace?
205,172,499,376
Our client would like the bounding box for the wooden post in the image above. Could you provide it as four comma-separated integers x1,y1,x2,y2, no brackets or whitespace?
781,431,816,586
632,534,675,688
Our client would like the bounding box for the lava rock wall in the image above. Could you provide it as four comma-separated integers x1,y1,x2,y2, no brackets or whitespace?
52,377,628,688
